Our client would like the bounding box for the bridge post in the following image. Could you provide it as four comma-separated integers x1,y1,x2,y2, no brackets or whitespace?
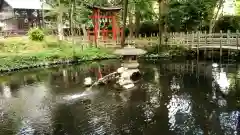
227,30,230,60
197,31,200,57
191,32,194,49
220,30,223,58
204,31,207,59
186,32,189,49
237,30,239,51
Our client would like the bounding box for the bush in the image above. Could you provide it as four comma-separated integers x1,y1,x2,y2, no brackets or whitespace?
145,44,189,56
214,16,240,32
139,21,159,37
28,28,45,41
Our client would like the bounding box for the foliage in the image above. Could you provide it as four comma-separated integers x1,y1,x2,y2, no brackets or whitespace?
144,44,193,57
166,0,218,32
0,37,117,71
133,0,157,21
125,28,130,37
43,0,222,35
123,0,219,33
214,16,240,32
237,1,240,16
138,21,158,36
28,28,45,41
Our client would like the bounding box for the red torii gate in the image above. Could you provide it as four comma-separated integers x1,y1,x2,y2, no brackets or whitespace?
86,5,122,44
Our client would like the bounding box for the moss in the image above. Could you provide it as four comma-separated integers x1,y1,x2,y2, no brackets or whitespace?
0,36,118,72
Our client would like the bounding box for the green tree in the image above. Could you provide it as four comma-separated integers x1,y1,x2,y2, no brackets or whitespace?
165,0,220,32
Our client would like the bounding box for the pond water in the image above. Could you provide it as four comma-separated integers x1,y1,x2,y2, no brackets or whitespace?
0,59,240,135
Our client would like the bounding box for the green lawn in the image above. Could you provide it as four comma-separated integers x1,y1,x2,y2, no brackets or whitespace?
0,36,117,71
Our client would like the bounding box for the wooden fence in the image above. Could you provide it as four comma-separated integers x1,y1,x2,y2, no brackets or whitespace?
77,30,240,51
3,29,240,51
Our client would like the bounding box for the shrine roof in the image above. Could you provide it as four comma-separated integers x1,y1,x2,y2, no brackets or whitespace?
85,3,122,11
5,0,51,10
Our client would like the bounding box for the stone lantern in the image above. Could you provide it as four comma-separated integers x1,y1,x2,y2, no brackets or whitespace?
114,45,146,89
114,45,146,68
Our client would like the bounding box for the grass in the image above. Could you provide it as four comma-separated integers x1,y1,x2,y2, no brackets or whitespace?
0,36,118,71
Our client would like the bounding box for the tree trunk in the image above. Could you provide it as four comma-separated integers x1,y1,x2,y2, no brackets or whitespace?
129,7,133,39
158,0,162,45
69,1,74,37
121,0,128,47
81,24,87,40
41,0,44,28
57,0,64,41
57,16,64,40
163,0,168,44
209,0,224,33
134,11,140,37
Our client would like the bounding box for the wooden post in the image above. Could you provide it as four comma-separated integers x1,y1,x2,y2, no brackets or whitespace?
204,31,207,58
150,33,153,46
191,60,194,74
227,30,230,61
172,32,175,45
237,30,239,51
211,32,213,60
112,13,117,41
93,9,99,46
197,31,200,57
191,32,194,49
186,32,189,49
227,30,230,45
181,32,184,45
220,30,223,58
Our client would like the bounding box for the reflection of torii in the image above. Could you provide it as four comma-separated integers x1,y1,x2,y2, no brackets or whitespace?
97,65,103,79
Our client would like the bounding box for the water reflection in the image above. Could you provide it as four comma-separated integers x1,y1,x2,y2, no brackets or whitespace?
212,63,230,95
0,60,240,134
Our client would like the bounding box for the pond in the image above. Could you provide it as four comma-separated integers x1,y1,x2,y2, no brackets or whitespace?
0,59,240,135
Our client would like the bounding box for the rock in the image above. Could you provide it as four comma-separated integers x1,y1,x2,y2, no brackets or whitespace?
117,67,126,73
84,77,92,86
123,83,135,89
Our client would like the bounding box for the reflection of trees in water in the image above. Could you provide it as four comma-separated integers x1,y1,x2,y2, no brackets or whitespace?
0,83,52,134
219,111,240,135
148,61,240,134
167,73,202,134
49,61,240,134
51,88,147,135
0,60,120,96
52,102,94,135
0,61,121,134
168,94,192,130
1,60,240,134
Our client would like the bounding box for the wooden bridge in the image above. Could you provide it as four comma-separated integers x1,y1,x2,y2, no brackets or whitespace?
132,31,240,51
73,31,240,57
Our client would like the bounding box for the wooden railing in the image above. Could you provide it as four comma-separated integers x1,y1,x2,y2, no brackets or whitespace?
128,31,240,50
2,30,240,50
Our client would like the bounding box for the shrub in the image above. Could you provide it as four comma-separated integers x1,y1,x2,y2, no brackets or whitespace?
214,16,240,32
139,21,159,37
145,44,188,56
125,27,129,37
28,28,45,41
